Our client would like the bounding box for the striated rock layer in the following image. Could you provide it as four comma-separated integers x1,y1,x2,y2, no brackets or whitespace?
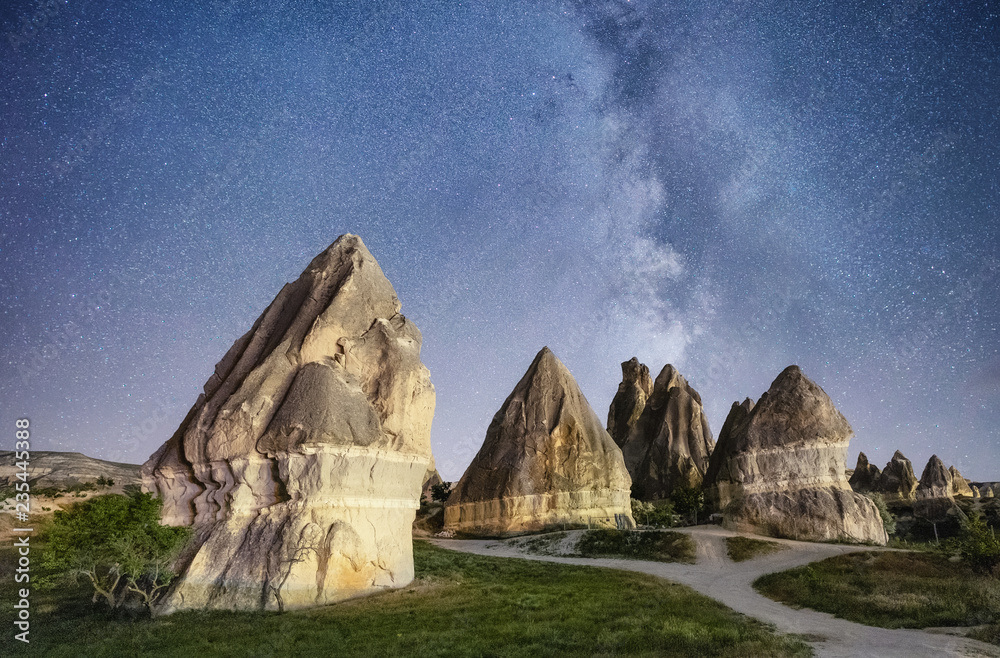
444,347,633,536
142,235,435,613
617,363,715,500
702,366,887,545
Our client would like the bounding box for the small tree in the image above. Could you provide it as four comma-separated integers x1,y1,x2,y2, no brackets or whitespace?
40,491,190,611
957,513,1000,575
430,482,453,503
671,487,705,525
865,492,896,536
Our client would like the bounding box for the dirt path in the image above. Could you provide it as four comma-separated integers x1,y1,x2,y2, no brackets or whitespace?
433,526,1000,658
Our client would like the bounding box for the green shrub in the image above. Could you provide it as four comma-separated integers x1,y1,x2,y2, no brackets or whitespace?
631,498,675,528
671,487,705,523
577,528,696,563
39,491,190,611
865,492,896,536
956,513,1000,575
430,481,452,503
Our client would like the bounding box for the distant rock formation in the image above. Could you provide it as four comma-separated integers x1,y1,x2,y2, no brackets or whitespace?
444,347,634,536
847,452,881,493
421,463,444,503
702,366,887,545
606,357,653,447
972,486,981,498
916,455,953,500
874,451,919,502
612,363,714,500
0,451,140,489
948,466,973,497
142,235,435,613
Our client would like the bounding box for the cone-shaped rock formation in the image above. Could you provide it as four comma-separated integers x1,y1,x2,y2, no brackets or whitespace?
874,451,919,502
142,234,435,613
444,347,633,535
948,466,973,497
616,363,714,500
702,366,887,544
916,455,953,499
848,452,881,493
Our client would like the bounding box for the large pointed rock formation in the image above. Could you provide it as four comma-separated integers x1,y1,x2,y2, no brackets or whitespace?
702,366,887,544
614,363,714,500
848,452,881,493
916,455,953,500
444,347,633,536
874,451,919,502
142,235,435,612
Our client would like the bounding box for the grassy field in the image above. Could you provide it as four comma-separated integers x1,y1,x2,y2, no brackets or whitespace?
754,551,999,638
725,536,787,563
0,540,810,657
575,529,697,563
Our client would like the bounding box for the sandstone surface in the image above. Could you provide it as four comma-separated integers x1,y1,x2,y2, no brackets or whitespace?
847,452,881,493
444,347,633,535
874,451,918,502
702,366,887,544
142,234,435,613
606,357,653,447
616,363,714,500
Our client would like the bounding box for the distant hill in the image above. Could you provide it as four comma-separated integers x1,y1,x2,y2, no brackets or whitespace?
0,451,141,489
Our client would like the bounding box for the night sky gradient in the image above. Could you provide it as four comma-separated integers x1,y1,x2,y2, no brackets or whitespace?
2,1,998,481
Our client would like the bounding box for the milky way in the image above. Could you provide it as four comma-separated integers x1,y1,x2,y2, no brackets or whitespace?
2,1,998,480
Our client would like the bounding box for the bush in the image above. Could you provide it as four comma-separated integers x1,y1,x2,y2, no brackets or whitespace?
956,513,1000,575
865,492,896,536
39,491,190,611
630,498,675,528
671,487,705,523
430,482,452,503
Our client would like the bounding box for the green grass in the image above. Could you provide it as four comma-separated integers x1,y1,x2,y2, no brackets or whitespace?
754,551,1000,635
726,536,787,563
0,540,810,657
576,528,697,563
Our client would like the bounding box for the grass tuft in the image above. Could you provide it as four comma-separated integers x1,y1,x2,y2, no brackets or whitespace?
726,536,787,562
576,529,696,563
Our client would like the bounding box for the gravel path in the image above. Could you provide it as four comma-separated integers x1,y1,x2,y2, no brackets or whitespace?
433,526,1000,658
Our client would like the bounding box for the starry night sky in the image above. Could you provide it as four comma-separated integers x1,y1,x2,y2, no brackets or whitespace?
2,1,998,481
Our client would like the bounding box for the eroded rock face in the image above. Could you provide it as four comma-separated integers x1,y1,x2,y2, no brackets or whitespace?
848,452,881,493
444,347,633,535
916,455,953,500
874,451,919,502
702,366,887,545
948,466,973,497
606,357,654,447
142,234,435,613
617,364,714,500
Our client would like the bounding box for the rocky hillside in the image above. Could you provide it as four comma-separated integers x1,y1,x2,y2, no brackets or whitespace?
0,451,141,490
